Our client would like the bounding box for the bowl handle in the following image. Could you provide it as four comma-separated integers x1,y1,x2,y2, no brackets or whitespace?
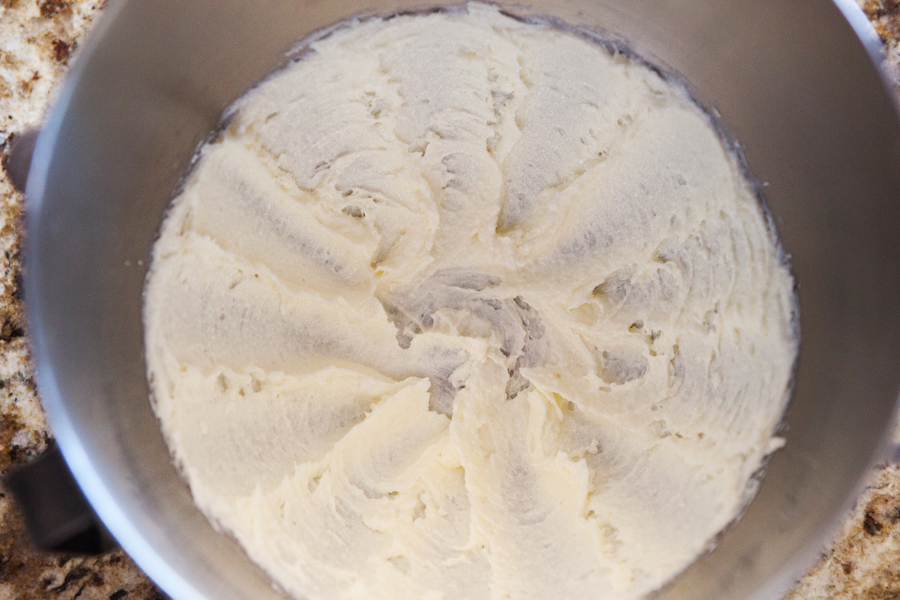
3,442,118,554
5,127,38,193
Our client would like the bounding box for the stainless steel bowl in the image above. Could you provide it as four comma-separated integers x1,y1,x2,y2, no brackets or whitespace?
23,0,900,599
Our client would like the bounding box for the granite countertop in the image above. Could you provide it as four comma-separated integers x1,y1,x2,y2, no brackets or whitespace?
0,1,899,599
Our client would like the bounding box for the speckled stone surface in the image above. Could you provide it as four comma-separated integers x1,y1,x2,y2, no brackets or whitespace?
0,2,898,600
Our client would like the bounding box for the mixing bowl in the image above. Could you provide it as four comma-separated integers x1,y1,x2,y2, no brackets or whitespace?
20,0,900,599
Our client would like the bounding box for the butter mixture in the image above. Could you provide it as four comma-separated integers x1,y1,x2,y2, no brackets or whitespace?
144,5,797,600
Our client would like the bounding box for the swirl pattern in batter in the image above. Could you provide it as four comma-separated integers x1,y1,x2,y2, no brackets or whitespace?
144,5,797,600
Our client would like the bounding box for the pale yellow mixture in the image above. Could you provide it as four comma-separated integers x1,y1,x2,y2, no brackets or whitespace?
144,5,797,600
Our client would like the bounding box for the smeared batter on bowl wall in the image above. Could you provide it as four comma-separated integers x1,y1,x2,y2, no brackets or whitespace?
144,4,797,599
